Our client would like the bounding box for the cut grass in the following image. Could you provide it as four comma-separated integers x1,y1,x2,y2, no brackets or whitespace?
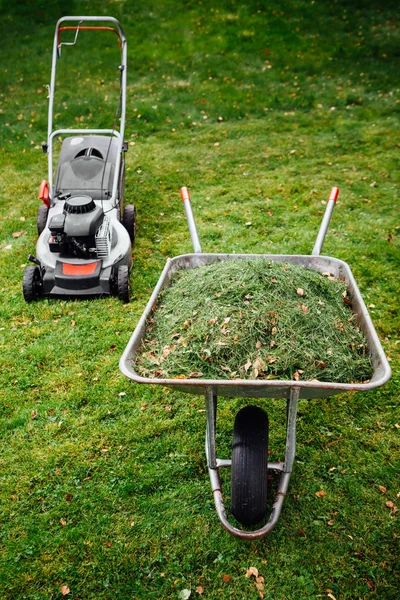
137,259,372,383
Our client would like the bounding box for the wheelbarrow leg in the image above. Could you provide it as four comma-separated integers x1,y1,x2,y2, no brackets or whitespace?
204,386,300,540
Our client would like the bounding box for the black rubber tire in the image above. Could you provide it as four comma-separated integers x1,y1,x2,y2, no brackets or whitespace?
117,265,130,303
231,405,269,526
37,204,48,236
122,204,136,243
23,266,42,302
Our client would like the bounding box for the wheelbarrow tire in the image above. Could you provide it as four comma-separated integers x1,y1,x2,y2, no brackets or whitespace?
122,204,136,243
37,204,48,236
23,266,42,302
117,265,130,304
231,405,269,526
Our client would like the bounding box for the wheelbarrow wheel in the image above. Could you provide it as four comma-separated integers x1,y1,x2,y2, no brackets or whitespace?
117,265,130,303
23,266,42,302
122,204,136,243
231,405,269,526
37,204,48,236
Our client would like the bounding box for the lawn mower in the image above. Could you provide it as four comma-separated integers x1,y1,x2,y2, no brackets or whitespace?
23,16,135,303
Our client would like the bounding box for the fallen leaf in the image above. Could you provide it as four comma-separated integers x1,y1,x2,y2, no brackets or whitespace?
327,520,334,526
118,392,127,397
253,357,265,372
60,585,70,596
65,493,73,502
327,593,337,600
12,231,25,238
188,372,203,378
256,340,262,349
223,574,231,582
195,586,204,595
165,406,172,412
104,541,112,547
301,304,308,314
293,371,300,381
140,403,148,410
60,518,67,527
244,359,252,372
378,485,387,494
297,528,306,537
246,567,259,578
296,287,304,296
366,580,375,590
315,491,327,498
31,409,38,419
161,344,176,359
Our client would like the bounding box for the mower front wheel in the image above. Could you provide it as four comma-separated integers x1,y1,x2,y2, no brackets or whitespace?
122,204,136,243
117,265,130,303
37,204,48,236
23,266,42,302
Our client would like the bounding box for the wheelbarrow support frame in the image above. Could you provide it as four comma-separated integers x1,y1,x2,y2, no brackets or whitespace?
205,386,299,539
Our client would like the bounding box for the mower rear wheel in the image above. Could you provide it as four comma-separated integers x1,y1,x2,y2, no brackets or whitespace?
37,205,48,236
231,405,269,526
122,204,136,243
117,265,130,303
23,266,42,302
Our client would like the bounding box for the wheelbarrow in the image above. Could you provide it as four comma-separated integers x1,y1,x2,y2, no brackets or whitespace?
119,187,391,539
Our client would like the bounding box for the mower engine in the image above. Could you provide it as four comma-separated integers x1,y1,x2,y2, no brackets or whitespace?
48,195,111,259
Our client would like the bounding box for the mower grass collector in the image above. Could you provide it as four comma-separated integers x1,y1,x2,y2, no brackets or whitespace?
23,17,135,303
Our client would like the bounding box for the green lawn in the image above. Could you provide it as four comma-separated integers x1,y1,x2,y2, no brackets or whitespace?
0,1,399,598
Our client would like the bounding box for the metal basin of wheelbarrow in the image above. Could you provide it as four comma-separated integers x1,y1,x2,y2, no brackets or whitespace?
119,188,391,539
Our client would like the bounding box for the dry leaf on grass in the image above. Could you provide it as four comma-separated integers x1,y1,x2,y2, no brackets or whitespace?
223,574,231,582
245,566,259,578
60,585,70,596
315,491,327,498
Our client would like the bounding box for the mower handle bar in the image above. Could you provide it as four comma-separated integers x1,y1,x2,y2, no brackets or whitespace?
47,17,127,195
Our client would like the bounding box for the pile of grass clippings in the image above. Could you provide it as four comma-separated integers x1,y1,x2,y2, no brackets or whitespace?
136,259,373,383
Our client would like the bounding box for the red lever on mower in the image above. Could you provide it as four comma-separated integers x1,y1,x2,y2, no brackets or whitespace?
38,180,49,208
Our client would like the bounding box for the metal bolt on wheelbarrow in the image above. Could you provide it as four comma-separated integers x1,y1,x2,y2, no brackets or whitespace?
119,187,391,539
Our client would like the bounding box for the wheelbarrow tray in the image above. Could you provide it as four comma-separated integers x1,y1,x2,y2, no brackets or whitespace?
120,252,391,400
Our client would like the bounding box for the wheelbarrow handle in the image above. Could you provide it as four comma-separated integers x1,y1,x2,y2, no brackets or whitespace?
180,187,203,254
312,187,340,256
